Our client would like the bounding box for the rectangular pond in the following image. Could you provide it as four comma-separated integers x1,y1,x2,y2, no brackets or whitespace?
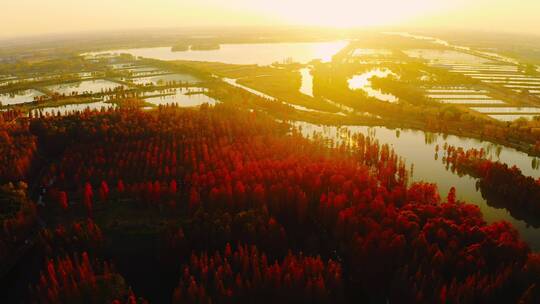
471,77,540,81
129,73,200,86
466,74,540,79
0,89,44,106
109,63,136,69
428,94,492,99
504,84,540,89
46,79,124,95
471,107,540,114
126,67,161,73
451,70,519,74
484,80,540,84
438,99,506,104
448,65,518,70
123,67,166,77
404,49,493,64
488,114,540,122
426,89,488,93
143,88,218,107
31,101,116,116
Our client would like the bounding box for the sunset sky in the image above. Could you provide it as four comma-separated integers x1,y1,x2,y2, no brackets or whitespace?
2,0,539,37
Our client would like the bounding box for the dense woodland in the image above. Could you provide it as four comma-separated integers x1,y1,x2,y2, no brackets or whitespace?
441,145,540,226
0,104,539,303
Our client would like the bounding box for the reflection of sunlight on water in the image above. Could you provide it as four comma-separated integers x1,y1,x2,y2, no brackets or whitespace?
385,32,520,65
86,41,348,66
223,78,276,101
144,88,218,107
351,49,392,57
46,79,123,95
488,114,540,122
224,77,331,114
299,67,313,97
348,68,398,102
129,73,200,86
312,41,349,63
0,89,44,106
471,107,540,114
292,121,540,250
30,101,115,116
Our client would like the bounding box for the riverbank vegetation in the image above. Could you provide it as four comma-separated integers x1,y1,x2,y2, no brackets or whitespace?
311,62,540,156
442,145,540,226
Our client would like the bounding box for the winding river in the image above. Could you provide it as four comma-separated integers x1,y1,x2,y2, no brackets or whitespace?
295,122,540,250
223,74,540,250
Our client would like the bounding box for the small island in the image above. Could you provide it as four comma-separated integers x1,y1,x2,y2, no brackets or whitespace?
190,43,220,51
171,43,221,52
171,43,189,52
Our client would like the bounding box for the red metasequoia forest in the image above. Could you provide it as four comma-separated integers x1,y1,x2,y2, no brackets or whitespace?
442,145,540,224
1,104,540,303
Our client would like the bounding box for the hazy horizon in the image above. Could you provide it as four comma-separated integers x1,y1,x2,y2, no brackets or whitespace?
2,0,540,38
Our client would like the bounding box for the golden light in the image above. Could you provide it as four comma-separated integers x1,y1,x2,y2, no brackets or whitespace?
244,0,455,28
3,0,540,37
